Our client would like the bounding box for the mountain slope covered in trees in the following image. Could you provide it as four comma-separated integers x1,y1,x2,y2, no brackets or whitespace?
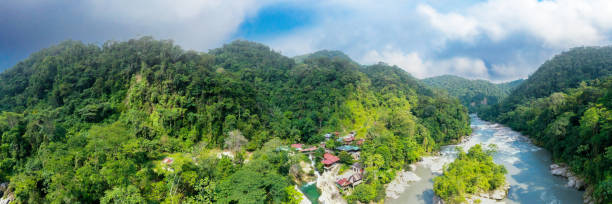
0,38,470,203
484,46,612,115
422,75,523,112
480,46,612,203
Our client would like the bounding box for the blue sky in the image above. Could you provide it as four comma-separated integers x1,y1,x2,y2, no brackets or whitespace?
1,0,612,82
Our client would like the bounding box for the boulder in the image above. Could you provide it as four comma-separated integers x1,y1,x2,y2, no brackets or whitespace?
432,195,445,204
489,183,510,200
0,183,7,193
551,163,587,190
567,175,586,190
0,198,11,204
550,166,567,176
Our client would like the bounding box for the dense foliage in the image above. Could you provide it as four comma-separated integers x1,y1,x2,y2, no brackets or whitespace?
423,75,523,112
485,46,612,115
480,46,612,203
433,144,507,203
0,37,470,203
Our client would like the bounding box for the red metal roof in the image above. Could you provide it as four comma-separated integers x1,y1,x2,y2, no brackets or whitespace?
337,178,350,186
322,153,340,165
291,144,303,149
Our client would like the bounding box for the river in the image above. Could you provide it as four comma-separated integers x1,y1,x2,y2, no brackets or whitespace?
387,115,584,204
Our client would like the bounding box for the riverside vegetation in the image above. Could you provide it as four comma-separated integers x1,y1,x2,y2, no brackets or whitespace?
433,144,507,203
0,37,471,203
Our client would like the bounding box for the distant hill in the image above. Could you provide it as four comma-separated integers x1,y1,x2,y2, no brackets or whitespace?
422,75,523,112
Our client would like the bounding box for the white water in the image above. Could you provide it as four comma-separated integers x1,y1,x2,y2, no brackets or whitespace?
387,115,584,204
309,154,321,181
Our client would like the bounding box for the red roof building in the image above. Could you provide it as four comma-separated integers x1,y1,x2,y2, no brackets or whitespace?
343,136,355,144
322,153,340,166
357,139,365,146
291,144,303,150
337,178,350,187
336,173,363,189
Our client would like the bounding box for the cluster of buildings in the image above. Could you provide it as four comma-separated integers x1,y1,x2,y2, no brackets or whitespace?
292,131,366,190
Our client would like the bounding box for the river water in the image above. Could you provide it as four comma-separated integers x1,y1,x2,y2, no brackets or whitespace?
388,115,584,204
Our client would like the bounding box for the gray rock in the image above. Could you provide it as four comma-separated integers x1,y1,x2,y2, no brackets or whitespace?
489,184,510,200
550,166,568,176
432,195,445,204
0,183,7,193
317,165,347,204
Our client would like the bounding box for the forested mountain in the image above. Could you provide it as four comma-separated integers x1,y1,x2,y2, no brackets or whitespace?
0,37,470,203
485,46,612,115
480,46,612,203
422,75,523,112
293,50,357,65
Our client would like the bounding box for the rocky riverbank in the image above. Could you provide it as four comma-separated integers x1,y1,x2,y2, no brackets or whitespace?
432,183,510,204
550,163,586,190
385,165,422,199
316,165,347,204
549,163,598,204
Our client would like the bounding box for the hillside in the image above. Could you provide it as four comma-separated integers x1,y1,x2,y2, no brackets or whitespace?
293,50,358,65
479,46,612,203
0,37,470,203
485,46,612,116
422,75,523,112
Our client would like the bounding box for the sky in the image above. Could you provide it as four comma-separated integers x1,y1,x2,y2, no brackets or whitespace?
1,0,612,82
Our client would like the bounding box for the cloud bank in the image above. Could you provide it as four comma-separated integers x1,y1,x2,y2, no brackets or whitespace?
264,0,612,82
2,0,612,82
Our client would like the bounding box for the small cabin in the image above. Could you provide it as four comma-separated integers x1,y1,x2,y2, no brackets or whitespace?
336,173,363,189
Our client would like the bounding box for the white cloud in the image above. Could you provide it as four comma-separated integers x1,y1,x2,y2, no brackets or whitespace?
419,0,612,48
417,4,479,42
6,0,612,81
362,49,429,78
361,48,489,80
264,0,612,81
85,0,266,50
